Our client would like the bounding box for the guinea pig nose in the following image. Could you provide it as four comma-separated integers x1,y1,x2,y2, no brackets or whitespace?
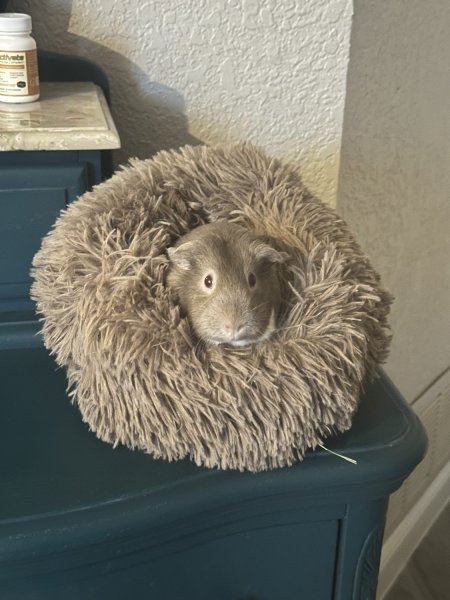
224,321,246,339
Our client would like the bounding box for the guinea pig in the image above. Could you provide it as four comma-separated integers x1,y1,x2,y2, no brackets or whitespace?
166,222,286,346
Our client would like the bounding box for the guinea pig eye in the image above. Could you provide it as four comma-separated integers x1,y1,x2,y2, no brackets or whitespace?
248,272,256,288
204,274,214,289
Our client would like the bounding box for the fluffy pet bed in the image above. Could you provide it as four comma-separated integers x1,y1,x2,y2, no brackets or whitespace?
31,143,392,472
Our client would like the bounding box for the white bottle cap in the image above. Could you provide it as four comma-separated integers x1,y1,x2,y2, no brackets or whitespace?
0,13,32,34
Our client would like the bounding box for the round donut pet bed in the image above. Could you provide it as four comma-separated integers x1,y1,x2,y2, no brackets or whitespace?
31,143,392,472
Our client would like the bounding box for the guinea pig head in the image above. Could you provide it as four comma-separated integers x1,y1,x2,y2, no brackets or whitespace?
167,225,285,346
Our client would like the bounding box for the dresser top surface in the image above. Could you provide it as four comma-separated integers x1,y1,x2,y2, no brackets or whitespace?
0,81,120,151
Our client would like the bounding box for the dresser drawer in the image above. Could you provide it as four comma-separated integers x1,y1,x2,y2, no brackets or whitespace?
1,517,339,600
136,519,338,600
0,164,88,309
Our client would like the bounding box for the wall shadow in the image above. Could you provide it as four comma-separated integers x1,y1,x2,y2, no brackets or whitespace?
5,0,203,168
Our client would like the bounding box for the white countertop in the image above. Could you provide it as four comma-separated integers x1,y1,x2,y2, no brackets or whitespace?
0,81,121,151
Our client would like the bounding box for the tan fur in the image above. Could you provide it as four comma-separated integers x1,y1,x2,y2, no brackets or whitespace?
31,143,392,472
166,222,284,346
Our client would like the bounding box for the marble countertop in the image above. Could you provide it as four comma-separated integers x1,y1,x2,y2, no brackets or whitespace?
0,82,121,151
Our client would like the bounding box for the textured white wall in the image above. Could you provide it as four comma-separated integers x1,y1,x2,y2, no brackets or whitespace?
338,0,450,402
9,0,353,205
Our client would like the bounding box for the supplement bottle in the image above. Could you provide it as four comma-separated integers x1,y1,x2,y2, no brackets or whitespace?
0,13,39,103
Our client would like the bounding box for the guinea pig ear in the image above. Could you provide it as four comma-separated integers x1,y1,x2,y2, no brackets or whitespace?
251,241,287,265
167,242,197,270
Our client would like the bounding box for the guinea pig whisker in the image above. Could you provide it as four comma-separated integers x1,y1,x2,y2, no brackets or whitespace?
248,301,269,314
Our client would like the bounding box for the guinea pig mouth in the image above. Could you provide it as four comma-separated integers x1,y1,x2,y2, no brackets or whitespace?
210,309,277,347
227,337,260,347
209,332,256,347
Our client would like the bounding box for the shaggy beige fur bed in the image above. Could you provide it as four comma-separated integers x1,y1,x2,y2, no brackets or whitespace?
31,143,392,471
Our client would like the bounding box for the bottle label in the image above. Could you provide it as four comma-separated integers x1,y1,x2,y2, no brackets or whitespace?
0,49,39,96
